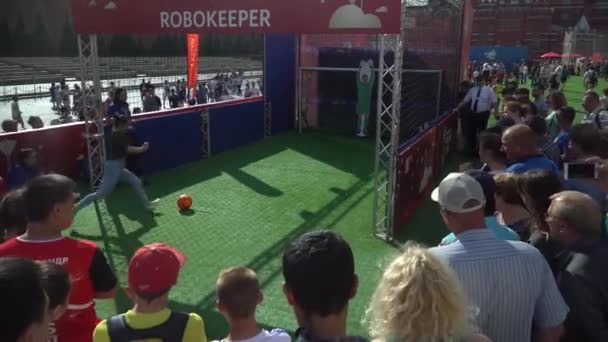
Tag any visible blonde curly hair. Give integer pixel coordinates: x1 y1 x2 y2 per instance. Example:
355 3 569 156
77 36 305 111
364 244 470 342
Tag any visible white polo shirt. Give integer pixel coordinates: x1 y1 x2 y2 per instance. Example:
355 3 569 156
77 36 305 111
463 86 498 113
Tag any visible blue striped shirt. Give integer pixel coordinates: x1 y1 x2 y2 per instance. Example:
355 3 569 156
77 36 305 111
430 229 569 342
440 216 520 245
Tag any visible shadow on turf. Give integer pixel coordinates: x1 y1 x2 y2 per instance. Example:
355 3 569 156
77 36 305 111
167 177 374 338
142 131 374 200
93 173 376 338
81 176 367 338
82 131 378 338
225 168 283 197
179 208 196 216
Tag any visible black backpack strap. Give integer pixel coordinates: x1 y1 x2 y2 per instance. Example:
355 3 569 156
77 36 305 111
106 314 128 342
163 311 190 342
471 86 483 113
106 311 190 342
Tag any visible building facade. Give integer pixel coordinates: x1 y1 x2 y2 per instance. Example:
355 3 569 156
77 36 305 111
472 0 608 58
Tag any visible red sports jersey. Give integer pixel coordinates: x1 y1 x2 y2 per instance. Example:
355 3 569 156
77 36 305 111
0 237 100 342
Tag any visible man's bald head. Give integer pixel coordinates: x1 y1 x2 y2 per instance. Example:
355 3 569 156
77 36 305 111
548 191 603 239
504 124 536 142
501 124 539 160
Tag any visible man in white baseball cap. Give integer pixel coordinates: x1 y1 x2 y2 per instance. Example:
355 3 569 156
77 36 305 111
429 172 568 342
433 171 519 246
431 172 486 215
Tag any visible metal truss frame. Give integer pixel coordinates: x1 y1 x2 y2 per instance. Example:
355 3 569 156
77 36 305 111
78 34 105 189
201 109 211 158
263 33 272 139
372 2 407 241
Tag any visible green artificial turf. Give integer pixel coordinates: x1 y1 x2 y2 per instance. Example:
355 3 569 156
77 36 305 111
71 131 429 339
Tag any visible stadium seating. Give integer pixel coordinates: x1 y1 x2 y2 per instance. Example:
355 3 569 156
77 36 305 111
0 56 263 100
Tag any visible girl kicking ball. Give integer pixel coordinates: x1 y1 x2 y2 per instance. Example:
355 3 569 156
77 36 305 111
77 115 159 212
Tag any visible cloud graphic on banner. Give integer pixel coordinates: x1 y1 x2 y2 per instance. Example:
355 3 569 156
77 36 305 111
104 1 117 10
329 3 382 29
375 6 388 13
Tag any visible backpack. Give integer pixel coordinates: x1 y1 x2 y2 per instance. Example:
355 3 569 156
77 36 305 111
106 311 189 342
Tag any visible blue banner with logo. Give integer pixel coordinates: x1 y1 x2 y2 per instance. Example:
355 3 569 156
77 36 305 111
470 45 529 71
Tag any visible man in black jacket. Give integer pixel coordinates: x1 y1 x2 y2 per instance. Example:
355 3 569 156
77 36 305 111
546 191 608 342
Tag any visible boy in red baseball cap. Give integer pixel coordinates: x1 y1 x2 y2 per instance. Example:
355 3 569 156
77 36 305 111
93 243 207 342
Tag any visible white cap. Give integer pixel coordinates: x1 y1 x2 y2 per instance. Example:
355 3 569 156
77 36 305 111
431 173 486 214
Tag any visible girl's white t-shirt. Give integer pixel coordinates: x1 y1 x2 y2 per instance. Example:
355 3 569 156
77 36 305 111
213 329 291 342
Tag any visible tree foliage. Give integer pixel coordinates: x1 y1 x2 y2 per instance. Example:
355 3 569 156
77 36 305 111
3 13 265 58
134 37 146 56
0 17 12 55
11 13 27 55
29 14 51 56
110 34 137 56
59 17 77 56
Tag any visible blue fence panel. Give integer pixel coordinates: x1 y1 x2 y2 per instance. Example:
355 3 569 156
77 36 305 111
470 45 529 71
210 100 265 155
265 33 296 135
135 111 203 174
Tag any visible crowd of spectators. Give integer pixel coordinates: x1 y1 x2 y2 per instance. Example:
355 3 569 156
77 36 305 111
0 61 607 341
5 106 608 341
446 67 608 341
469 59 608 93
1 73 264 134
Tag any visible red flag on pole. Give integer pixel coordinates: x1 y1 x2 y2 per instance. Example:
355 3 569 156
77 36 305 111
187 33 199 90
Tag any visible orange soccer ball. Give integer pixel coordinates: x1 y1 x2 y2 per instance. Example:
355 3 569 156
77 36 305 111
177 194 193 211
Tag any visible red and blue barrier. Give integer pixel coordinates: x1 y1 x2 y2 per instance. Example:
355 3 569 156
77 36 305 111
133 108 206 175
0 123 86 181
264 33 296 134
132 97 265 174
0 97 268 184
393 110 458 229
208 99 265 154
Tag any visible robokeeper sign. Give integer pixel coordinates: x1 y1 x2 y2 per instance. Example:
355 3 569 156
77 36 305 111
72 0 401 34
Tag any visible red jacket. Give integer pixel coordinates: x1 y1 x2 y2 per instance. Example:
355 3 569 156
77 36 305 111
0 237 101 342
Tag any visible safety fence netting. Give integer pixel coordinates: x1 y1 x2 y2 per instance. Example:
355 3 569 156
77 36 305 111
399 1 463 142
0 32 264 127
300 67 441 142
298 0 463 143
